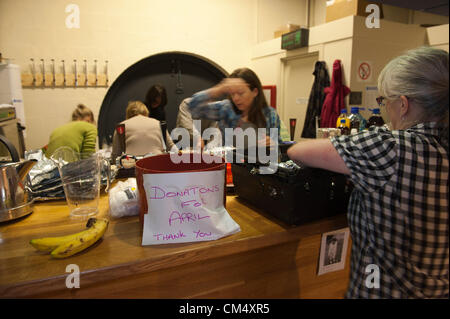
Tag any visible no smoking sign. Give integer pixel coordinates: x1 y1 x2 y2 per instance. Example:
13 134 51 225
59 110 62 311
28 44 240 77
357 61 372 82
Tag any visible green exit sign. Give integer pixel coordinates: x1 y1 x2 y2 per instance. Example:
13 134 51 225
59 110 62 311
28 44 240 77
281 28 309 50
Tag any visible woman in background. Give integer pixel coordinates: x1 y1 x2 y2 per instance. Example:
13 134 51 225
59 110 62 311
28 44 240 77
111 101 175 159
45 104 97 157
187 67 282 146
288 46 449 298
144 84 167 122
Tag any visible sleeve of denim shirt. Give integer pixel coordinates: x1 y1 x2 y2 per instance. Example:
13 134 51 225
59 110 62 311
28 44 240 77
187 90 235 124
265 106 282 143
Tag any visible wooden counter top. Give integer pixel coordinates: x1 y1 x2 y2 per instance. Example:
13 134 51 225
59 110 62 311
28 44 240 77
0 188 350 298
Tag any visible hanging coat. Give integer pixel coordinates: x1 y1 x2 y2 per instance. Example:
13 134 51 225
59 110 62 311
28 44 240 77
320 59 350 128
301 61 330 138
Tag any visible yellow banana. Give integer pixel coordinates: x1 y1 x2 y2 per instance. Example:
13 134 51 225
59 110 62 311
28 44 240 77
30 218 109 258
30 230 90 252
50 218 109 259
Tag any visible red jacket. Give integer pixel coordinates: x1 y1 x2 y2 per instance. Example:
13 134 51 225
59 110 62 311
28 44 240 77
320 60 350 128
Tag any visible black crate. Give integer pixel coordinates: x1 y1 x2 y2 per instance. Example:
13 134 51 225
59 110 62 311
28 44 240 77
231 162 352 225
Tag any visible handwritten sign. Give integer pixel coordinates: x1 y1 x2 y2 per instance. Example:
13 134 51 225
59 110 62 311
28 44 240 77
141 170 240 245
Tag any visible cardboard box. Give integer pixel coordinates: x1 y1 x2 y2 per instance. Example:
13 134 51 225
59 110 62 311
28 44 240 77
326 0 383 23
274 23 300 38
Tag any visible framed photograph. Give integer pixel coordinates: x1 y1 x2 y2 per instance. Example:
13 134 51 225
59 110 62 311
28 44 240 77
317 227 350 276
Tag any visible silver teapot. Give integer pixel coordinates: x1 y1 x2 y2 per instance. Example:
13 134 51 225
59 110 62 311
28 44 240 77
0 135 37 222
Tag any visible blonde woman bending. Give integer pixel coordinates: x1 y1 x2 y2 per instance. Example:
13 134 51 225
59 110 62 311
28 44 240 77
45 104 97 157
111 101 175 159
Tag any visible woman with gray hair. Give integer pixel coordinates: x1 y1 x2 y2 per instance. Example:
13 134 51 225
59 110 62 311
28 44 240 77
288 46 448 298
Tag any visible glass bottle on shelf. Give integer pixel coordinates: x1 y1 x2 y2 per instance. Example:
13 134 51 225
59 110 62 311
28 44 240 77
336 108 350 129
348 107 367 132
338 119 350 136
367 108 385 127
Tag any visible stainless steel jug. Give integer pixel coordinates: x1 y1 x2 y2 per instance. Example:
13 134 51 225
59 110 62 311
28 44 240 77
0 135 37 222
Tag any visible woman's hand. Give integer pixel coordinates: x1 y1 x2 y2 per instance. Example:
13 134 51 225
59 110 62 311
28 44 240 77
209 78 248 98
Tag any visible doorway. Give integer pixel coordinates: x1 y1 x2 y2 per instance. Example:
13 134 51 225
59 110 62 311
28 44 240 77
282 53 319 141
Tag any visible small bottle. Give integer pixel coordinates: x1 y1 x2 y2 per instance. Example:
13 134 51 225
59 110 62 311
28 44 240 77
367 108 385 127
348 107 367 132
336 109 350 129
338 119 350 136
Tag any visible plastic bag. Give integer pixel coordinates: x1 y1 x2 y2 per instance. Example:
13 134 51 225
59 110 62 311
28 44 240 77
109 178 140 218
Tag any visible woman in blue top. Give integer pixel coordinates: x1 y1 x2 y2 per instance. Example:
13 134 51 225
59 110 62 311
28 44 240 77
187 68 282 146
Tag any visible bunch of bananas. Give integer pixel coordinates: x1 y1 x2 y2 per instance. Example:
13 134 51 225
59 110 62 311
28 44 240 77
30 218 109 258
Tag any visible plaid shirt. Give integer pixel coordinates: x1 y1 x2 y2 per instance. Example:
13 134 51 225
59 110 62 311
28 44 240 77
187 90 282 143
331 123 449 298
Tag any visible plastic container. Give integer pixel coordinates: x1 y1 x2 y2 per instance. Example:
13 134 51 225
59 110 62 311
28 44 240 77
367 108 385 127
335 109 350 129
348 107 367 132
338 119 350 136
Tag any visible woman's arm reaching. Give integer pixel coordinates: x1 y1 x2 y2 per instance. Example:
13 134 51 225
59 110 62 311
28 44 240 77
287 138 350 175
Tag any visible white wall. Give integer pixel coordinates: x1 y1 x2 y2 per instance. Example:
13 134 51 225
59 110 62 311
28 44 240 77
251 14 448 132
350 16 428 121
427 24 449 52
257 0 308 42
311 0 327 27
251 16 354 129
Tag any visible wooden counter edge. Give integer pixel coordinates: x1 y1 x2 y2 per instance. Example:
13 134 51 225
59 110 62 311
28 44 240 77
0 214 347 298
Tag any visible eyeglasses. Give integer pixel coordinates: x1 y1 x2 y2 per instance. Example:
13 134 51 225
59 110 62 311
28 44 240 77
376 95 409 107
376 96 385 107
